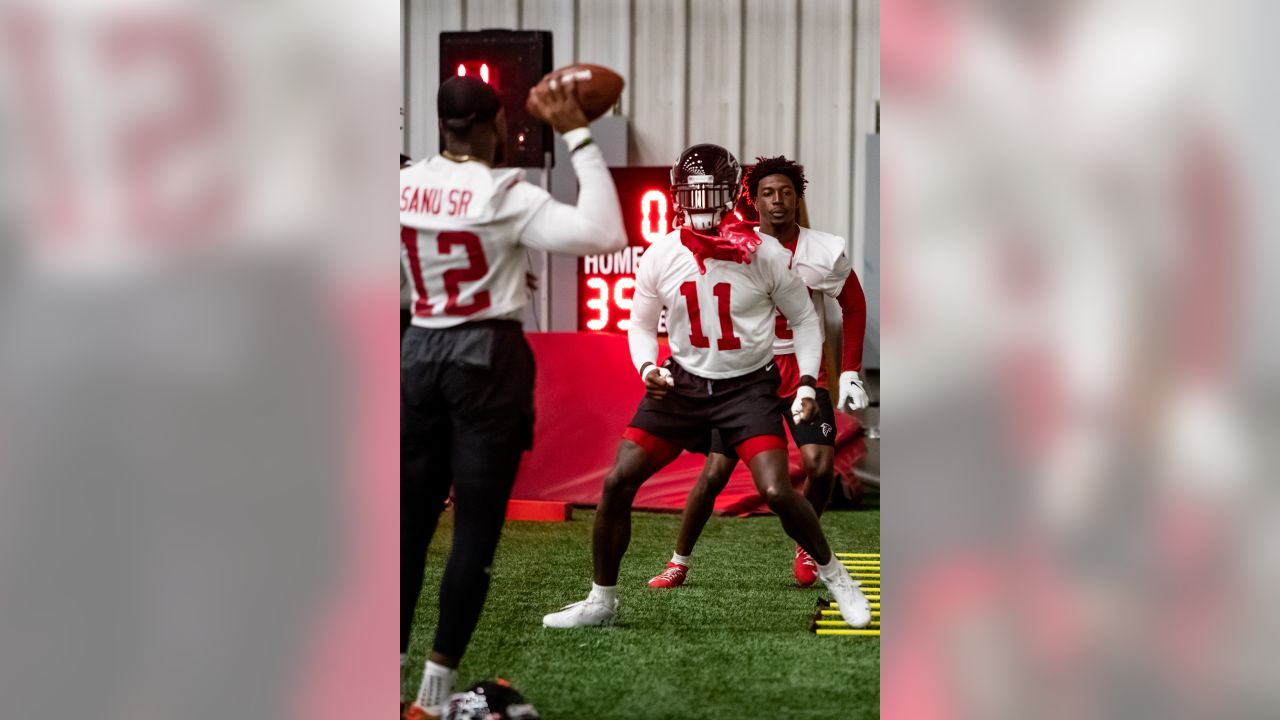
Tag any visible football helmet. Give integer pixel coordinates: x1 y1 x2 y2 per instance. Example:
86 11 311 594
443 681 539 720
671 144 742 231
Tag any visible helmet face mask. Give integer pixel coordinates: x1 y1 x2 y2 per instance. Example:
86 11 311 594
671 145 742 231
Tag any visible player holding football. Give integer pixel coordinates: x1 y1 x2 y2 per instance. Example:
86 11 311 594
648 156 870 591
400 75 626 719
542 144 871 631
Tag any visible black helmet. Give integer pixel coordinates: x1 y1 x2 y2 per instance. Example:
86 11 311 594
443 680 539 720
671 144 742 231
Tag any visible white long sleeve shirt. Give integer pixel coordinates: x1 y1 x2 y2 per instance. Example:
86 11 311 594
400 128 626 328
629 231 823 380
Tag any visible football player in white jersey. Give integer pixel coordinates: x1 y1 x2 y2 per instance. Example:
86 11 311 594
648 156 872 591
542 145 871 631
400 75 626 719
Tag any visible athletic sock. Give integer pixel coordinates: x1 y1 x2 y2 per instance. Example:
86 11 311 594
671 553 691 567
815 555 846 583
415 660 457 712
588 583 617 605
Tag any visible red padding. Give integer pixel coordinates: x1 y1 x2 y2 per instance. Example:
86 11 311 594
621 426 683 465
511 334 866 515
505 499 572 522
735 434 787 464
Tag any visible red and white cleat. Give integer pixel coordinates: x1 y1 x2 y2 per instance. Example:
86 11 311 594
647 561 688 588
402 703 440 720
793 545 818 587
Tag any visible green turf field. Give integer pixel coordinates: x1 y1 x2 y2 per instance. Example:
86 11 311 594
404 508 880 719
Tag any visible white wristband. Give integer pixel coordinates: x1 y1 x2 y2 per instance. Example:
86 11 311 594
562 126 592 148
795 385 817 402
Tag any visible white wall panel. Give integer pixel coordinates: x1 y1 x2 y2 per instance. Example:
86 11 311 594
798 0 855 245
631 0 688 166
687 0 742 155
521 0 576 69
464 0 519 30
742 0 799 162
402 0 875 247
403 0 464 160
576 0 632 113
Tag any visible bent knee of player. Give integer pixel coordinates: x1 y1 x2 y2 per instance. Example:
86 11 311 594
602 467 644 500
804 454 834 484
696 460 734 494
759 482 794 508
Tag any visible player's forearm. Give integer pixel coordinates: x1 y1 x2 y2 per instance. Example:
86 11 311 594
519 129 626 255
628 326 659 377
562 128 627 252
789 313 823 380
627 292 662 376
837 272 866 373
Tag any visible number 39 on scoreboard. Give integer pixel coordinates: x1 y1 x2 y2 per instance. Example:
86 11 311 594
578 167 674 333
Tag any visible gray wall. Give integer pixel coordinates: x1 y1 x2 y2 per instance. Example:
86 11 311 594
402 0 878 269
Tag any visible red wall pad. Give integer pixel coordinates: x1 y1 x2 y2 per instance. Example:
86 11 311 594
511 334 866 515
505 500 572 522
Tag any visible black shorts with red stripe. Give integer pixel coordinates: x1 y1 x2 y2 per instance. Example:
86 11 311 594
625 358 786 462
708 387 837 458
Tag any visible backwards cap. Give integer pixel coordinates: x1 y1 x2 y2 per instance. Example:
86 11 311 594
437 75 501 132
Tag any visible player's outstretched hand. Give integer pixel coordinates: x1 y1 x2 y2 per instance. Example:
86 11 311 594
837 371 869 412
644 366 675 400
791 386 818 424
527 77 590 135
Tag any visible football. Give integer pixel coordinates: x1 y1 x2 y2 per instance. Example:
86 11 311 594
526 63 625 123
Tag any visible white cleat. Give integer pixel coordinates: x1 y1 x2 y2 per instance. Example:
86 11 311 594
822 564 872 628
542 597 619 628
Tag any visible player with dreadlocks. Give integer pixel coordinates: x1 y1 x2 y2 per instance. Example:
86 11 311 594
646 155 872 591
542 145 871 631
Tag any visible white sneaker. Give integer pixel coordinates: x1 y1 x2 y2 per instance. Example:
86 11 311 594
542 596 618 628
821 564 872 628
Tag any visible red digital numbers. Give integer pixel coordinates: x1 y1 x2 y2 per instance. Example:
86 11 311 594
640 190 667 245
580 168 673 333
456 62 495 86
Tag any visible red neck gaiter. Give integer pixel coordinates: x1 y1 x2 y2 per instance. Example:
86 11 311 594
679 214 763 274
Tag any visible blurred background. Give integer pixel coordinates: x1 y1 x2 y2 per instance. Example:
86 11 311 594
881 0 1280 718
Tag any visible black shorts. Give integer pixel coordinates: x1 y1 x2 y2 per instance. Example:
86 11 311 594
627 359 785 454
401 320 536 461
709 388 837 458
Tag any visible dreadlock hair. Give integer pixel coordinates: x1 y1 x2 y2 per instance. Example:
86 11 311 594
744 155 807 200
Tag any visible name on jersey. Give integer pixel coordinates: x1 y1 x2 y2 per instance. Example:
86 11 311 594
401 186 473 216
583 245 645 275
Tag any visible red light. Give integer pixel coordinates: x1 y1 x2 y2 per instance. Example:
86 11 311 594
480 63 490 84
457 64 466 77
640 189 668 244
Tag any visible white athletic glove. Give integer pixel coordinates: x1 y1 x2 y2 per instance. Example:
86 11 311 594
791 385 817 424
837 371 869 412
649 366 674 386
640 362 675 398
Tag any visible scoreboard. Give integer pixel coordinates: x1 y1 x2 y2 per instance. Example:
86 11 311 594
577 167 672 333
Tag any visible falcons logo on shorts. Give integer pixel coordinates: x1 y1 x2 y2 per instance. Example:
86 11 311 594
820 423 834 437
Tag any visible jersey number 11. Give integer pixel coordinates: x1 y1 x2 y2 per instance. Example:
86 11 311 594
679 281 742 351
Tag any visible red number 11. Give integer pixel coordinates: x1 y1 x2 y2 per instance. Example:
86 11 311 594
679 281 742 350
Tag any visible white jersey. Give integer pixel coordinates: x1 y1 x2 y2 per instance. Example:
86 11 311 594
399 130 626 329
772 226 853 356
631 229 821 379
